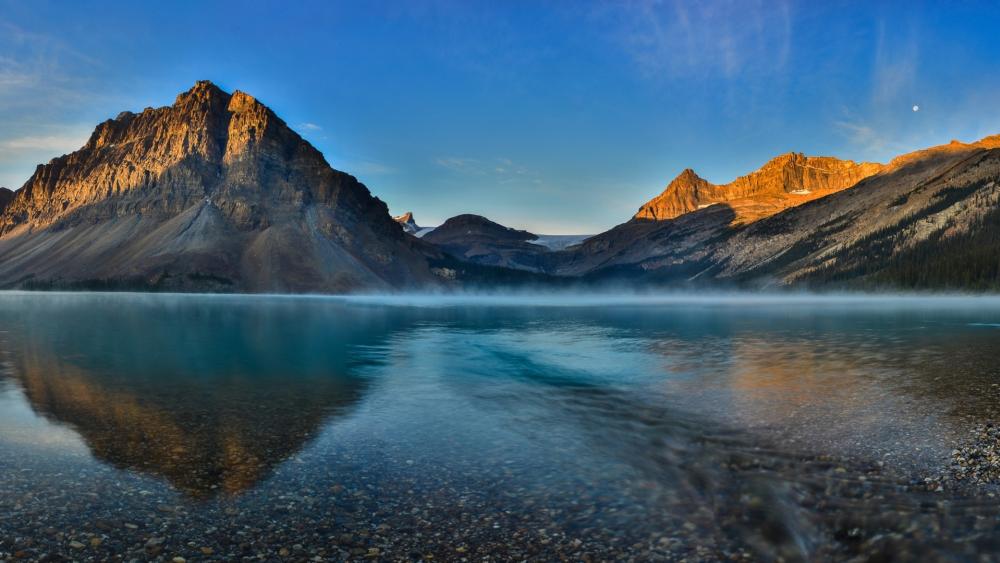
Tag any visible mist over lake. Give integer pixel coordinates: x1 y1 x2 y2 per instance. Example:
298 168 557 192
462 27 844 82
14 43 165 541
4 292 1000 559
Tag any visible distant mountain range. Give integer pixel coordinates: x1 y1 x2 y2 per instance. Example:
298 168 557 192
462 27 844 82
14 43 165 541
435 136 1000 289
392 212 591 270
2 81 999 292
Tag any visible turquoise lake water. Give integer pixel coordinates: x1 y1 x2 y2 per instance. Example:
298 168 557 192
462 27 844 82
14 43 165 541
4 292 1000 560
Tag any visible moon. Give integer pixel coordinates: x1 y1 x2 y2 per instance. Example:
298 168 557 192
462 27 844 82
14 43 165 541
912 105 920 112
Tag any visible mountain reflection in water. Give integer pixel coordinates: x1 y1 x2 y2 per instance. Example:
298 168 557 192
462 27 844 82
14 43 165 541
1 294 379 498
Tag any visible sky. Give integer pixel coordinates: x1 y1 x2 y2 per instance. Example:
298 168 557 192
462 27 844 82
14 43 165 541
2 1 1000 234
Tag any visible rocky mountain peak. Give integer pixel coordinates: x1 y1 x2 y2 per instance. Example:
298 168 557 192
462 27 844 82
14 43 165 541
1 80 312 236
773 151 802 162
393 211 421 234
229 90 265 113
394 211 415 224
175 79 227 104
633 168 711 221
671 168 709 187
634 152 883 224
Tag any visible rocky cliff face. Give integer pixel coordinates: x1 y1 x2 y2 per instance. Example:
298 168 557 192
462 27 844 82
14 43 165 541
634 153 883 224
0 188 13 215
0 81 443 292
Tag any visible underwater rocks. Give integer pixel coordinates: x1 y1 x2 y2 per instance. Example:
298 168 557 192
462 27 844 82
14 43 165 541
945 423 1000 485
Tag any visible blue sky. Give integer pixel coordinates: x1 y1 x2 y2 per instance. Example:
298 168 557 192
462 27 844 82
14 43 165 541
2 1 1000 233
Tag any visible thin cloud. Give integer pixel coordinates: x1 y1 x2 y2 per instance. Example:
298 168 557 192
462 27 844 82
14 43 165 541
434 156 482 172
0 133 89 153
832 17 922 161
0 22 101 103
871 19 919 107
597 0 794 81
834 120 891 155
435 157 532 182
0 126 92 188
298 122 323 131
350 160 395 175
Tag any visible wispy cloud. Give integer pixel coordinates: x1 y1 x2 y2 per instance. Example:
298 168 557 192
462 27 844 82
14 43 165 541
298 122 323 131
834 119 893 156
834 17 923 160
597 0 794 81
349 160 395 176
434 156 481 172
0 133 89 153
0 22 105 111
0 20 111 189
871 19 919 107
0 126 93 188
435 156 538 185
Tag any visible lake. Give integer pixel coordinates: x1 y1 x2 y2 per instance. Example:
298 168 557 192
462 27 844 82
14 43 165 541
3 292 1000 560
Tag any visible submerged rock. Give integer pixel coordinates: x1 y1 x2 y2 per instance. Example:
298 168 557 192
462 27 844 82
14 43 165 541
945 423 1000 484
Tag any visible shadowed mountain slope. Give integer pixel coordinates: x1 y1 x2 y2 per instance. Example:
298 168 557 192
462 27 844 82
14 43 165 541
0 188 13 215
422 214 552 271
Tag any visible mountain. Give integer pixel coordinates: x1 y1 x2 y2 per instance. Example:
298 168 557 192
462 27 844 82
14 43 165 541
422 214 550 270
704 136 1000 289
634 153 883 225
394 211 421 234
0 81 445 292
417 213 593 270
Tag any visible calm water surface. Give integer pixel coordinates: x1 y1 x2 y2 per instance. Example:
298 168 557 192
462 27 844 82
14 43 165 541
4 292 1000 561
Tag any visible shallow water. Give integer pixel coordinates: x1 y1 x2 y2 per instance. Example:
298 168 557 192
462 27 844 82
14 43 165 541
4 292 1000 560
